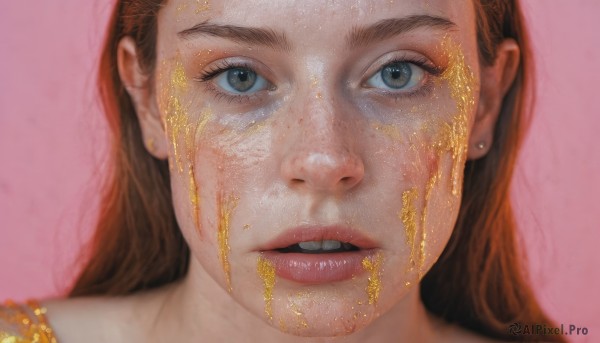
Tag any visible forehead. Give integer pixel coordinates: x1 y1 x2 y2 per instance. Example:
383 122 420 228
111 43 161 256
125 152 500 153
158 0 476 48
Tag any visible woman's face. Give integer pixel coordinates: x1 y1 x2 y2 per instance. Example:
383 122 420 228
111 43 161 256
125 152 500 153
146 0 481 336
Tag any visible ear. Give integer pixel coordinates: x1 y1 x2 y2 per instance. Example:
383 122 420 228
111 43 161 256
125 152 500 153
117 36 169 159
468 39 520 160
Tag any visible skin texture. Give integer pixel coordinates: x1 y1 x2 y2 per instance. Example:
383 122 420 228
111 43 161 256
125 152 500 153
42 0 520 342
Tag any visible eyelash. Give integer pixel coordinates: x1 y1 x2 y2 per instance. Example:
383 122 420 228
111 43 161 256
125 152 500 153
369 56 444 100
194 61 264 104
194 57 445 103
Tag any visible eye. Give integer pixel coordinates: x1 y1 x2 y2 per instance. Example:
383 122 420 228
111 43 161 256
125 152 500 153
214 67 269 94
366 61 426 91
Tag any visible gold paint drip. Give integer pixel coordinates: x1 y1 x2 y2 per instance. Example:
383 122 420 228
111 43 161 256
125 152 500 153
161 60 191 173
419 170 439 276
361 252 383 305
189 166 200 229
413 37 476 276
161 58 213 235
257 256 276 320
217 192 237 292
437 36 477 196
400 188 418 269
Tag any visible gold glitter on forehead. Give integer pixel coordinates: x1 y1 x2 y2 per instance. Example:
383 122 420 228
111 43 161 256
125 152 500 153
361 252 383 305
257 256 276 320
177 0 210 15
400 188 418 270
217 192 238 292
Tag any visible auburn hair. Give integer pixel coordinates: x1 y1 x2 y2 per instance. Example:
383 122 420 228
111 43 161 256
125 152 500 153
69 1 564 341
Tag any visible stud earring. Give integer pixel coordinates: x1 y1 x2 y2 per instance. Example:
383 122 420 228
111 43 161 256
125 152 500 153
146 138 156 153
476 141 486 150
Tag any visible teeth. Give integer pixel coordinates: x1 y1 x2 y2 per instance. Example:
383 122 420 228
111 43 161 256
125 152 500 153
298 241 323 250
297 240 343 251
322 240 342 250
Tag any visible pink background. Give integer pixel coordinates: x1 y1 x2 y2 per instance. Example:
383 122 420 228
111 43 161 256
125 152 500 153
1 1 598 342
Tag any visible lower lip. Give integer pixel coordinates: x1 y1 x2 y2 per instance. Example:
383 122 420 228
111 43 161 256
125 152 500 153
260 250 377 284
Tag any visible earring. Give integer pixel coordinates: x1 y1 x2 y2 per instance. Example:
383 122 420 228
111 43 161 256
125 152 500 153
476 141 486 150
146 138 156 153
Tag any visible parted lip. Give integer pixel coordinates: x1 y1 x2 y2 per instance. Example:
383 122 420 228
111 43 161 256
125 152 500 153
257 224 379 251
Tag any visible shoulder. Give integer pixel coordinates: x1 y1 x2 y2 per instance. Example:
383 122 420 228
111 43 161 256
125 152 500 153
39 288 172 343
41 296 136 343
1 299 57 343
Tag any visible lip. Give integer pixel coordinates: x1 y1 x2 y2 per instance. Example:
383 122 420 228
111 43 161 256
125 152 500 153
258 225 380 284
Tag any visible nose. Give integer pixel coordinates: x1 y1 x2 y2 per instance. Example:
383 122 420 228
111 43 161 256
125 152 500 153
280 93 365 194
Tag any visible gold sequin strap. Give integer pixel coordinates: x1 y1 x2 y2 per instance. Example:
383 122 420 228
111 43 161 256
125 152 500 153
0 299 58 343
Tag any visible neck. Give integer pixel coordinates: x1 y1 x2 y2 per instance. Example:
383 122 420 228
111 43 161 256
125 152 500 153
147 259 440 342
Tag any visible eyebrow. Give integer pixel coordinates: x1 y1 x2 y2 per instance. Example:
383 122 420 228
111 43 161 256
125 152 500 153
178 21 292 52
177 14 455 52
346 15 456 49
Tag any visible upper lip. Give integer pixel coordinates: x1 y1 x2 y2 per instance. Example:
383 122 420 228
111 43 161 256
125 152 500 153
258 224 379 251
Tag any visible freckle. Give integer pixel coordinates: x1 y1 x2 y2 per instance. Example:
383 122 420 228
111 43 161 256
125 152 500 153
243 224 251 230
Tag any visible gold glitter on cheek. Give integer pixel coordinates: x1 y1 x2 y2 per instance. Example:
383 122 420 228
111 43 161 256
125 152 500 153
257 255 276 320
412 37 476 275
371 122 404 142
400 188 418 270
436 36 477 196
189 167 200 228
361 252 383 305
160 59 212 235
416 163 442 277
217 192 238 292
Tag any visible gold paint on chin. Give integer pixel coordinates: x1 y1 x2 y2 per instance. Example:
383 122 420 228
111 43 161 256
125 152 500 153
288 300 309 330
361 252 383 305
217 192 238 292
257 256 276 321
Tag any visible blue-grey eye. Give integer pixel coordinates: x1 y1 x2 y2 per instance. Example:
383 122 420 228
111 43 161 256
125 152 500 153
215 67 268 94
366 62 425 91
381 63 411 88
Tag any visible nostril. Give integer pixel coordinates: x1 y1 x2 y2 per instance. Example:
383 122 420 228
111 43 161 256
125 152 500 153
340 176 351 182
291 178 304 184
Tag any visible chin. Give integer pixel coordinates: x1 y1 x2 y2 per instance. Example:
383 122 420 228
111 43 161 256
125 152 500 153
266 284 383 338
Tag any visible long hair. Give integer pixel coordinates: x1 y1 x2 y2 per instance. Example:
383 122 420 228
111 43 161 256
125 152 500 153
69 1 564 341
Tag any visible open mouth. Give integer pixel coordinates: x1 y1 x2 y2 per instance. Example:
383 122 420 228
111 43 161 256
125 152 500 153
259 225 378 284
276 240 360 254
